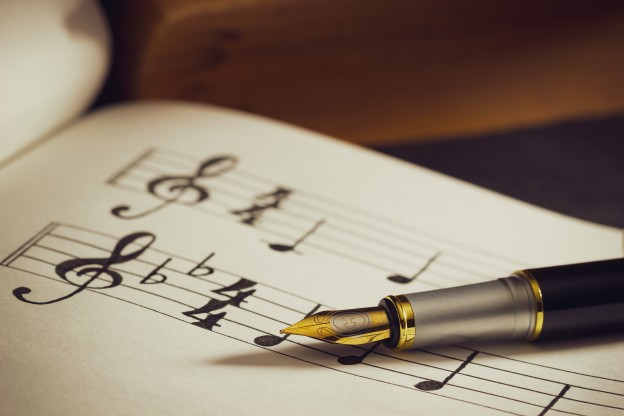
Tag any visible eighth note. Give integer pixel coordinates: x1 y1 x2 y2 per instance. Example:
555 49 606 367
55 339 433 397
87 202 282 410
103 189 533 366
387 252 441 284
414 350 479 391
254 304 321 347
267 219 325 253
111 155 237 219
13 232 155 305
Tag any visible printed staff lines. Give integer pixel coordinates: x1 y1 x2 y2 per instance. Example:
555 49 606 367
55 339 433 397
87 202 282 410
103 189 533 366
25 252 290 327
369 349 624 404
31 243 300 322
119 167 444 264
7 261 295 346
425 347 624 391
12 248 313 345
4 223 622 416
233 166 525 267
366 360 585 416
144 147 518 266
39 231 322 316
109 147 520 272
454 346 624 384
210 168 515 275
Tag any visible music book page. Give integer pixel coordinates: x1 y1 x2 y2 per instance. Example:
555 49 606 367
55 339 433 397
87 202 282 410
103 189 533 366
0 102 622 416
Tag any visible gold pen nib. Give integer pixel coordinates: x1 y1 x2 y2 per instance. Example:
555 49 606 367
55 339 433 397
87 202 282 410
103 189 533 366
280 306 391 345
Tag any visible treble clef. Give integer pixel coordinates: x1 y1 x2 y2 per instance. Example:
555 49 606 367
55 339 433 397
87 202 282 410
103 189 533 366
12 232 155 305
112 155 238 219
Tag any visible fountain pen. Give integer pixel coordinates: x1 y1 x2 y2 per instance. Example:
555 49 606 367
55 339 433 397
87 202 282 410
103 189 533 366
281 258 624 350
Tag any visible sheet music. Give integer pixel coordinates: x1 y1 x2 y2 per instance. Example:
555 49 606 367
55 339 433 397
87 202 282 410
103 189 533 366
0 102 622 416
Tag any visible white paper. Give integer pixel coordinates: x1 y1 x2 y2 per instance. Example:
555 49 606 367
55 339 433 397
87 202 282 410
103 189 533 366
0 102 622 416
0 0 110 165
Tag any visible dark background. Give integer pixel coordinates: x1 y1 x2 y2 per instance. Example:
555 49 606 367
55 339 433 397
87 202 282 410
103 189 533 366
378 116 624 228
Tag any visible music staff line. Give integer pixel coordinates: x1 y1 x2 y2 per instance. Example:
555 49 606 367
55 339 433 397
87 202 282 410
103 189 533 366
145 146 526 268
33 223 328 308
116 166 460 273
231 163 527 267
110 147 520 274
4 224 621 416
31 243 304 323
6 259 617 416
0 222 58 268
106 147 156 187
14 254 304 338
133 154 510 275
130 159 454 271
32 232 324 317
9 230 323 342
362 360 586 415
452 345 624 384
375 348 623 400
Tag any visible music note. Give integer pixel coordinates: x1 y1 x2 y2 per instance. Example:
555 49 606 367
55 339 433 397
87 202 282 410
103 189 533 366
111 155 237 219
414 350 479 391
13 232 155 305
387 252 441 284
337 342 382 365
254 304 321 346
268 219 325 253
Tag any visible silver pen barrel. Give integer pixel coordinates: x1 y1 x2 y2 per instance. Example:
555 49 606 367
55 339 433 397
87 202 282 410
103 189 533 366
380 274 539 350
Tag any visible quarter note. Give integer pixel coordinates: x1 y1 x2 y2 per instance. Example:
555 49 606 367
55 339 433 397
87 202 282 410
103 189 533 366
268 219 325 253
254 304 321 346
13 232 155 305
387 252 441 284
253 333 291 347
337 342 382 365
414 350 479 391
111 155 237 219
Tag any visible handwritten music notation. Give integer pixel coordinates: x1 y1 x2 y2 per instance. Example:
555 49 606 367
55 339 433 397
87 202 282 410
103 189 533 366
2 223 622 416
106 148 524 288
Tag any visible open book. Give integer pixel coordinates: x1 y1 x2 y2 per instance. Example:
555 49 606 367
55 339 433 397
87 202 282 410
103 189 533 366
1 3 622 416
